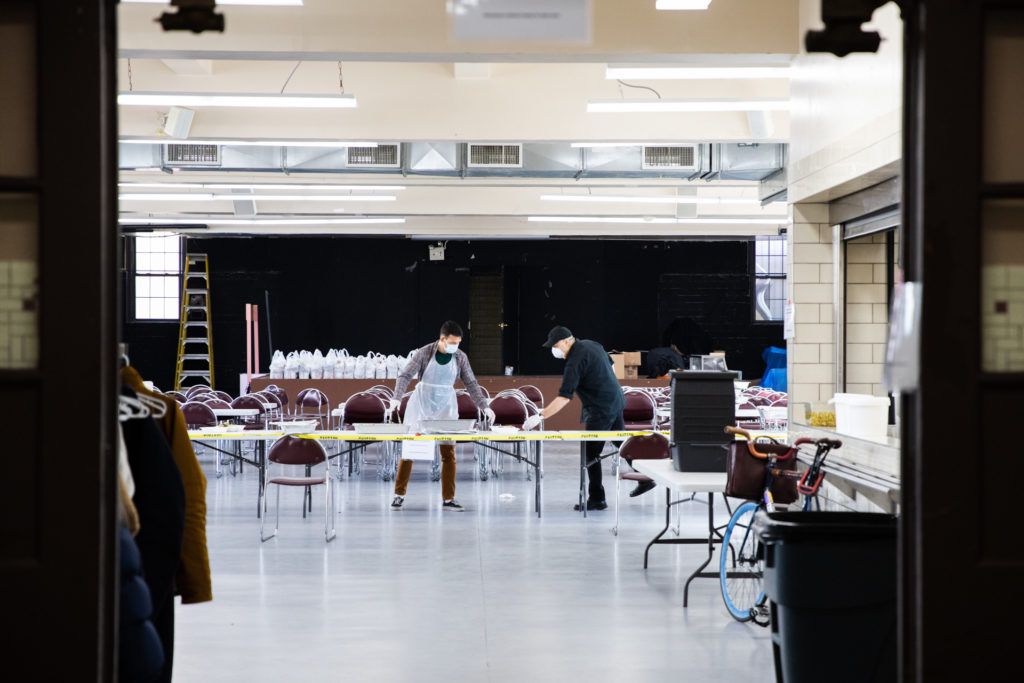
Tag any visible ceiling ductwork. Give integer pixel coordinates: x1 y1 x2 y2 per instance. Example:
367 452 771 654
120 141 787 189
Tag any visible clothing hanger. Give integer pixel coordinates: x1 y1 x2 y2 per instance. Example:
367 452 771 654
136 393 167 419
119 395 151 422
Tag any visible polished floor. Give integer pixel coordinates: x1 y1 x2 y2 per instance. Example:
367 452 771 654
175 442 774 682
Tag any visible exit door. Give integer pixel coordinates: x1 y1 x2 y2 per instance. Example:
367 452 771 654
468 271 504 375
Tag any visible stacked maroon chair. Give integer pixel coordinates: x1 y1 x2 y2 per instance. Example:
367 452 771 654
264 385 289 413
518 385 545 408
260 436 335 543
341 392 391 479
231 394 268 430
211 390 233 403
181 401 217 429
165 390 187 404
483 395 531 480
201 397 231 410
185 385 212 400
613 432 670 535
622 390 658 431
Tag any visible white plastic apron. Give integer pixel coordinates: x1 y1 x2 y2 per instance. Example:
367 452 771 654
403 350 458 433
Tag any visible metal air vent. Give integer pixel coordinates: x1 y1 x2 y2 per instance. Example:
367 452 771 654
468 144 523 168
347 144 400 167
642 145 696 170
165 144 220 166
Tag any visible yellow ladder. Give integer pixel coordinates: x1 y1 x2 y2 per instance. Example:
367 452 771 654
174 253 215 391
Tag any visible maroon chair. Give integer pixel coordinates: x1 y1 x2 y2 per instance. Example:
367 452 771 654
211 390 233 403
341 392 387 428
294 388 330 427
185 385 212 399
189 392 217 404
264 384 289 411
254 391 284 420
181 401 217 429
201 397 232 410
165 390 187 403
489 395 529 428
231 394 268 429
613 432 670 535
260 436 335 543
341 392 391 479
622 390 657 430
456 391 480 422
518 384 545 408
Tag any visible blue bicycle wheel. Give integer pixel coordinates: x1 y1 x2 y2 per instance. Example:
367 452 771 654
720 501 766 622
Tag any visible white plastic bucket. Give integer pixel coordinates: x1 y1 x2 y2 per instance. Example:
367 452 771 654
828 393 890 442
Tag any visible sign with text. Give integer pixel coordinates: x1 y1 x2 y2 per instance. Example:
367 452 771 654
449 0 592 43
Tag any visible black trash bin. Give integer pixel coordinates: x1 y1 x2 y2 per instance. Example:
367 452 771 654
755 511 897 683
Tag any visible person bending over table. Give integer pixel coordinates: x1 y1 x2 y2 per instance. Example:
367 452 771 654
390 320 495 512
523 326 625 511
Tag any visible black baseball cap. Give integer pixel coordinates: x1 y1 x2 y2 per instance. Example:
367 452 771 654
542 325 573 348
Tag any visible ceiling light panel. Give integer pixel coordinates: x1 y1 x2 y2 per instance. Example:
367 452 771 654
539 194 758 205
124 0 303 6
119 194 397 202
605 66 789 80
655 0 712 9
118 92 357 109
119 217 405 226
120 138 376 148
528 216 785 225
119 183 406 191
587 99 789 113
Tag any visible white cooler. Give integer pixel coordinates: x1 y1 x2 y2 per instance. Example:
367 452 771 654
828 393 891 442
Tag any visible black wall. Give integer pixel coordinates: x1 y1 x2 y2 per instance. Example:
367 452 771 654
123 237 783 392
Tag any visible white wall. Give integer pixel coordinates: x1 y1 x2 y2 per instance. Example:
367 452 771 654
787 0 902 202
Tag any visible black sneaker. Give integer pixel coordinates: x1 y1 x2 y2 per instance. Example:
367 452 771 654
442 499 465 512
629 480 657 498
391 495 405 509
573 499 608 511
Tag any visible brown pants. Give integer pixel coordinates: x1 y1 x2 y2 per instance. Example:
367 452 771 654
395 443 456 500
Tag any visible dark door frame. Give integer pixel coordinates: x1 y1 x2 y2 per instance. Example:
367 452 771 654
0 0 119 678
900 0 1024 679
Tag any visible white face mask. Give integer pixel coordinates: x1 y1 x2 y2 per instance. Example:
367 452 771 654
551 346 565 359
444 342 459 354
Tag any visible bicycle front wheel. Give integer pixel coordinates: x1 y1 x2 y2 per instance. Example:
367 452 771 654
720 501 766 622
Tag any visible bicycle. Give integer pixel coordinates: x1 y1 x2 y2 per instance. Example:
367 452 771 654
718 426 842 625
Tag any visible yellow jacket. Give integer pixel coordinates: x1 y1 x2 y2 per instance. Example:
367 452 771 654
122 366 213 604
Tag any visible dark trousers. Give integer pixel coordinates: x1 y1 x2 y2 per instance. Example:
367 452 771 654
584 414 624 502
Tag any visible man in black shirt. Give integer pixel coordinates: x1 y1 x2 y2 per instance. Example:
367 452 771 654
523 325 625 510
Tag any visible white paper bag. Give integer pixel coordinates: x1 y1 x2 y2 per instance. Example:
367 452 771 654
401 440 435 461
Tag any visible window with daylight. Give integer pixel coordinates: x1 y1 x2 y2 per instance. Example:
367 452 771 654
132 234 182 321
753 236 787 322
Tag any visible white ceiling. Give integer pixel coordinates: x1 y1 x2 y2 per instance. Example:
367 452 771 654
117 0 798 237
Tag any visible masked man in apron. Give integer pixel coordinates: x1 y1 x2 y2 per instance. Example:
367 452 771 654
390 321 494 511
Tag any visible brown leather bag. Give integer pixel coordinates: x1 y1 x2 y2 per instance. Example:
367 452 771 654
724 440 799 504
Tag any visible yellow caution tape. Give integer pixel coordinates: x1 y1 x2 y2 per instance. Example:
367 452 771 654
188 430 787 443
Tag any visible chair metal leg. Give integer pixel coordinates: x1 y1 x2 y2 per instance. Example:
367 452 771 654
612 453 620 536
325 476 336 542
259 482 277 542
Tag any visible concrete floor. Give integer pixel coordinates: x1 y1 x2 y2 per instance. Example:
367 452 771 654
175 442 774 682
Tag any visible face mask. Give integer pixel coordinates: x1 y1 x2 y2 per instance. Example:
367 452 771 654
445 342 459 354
551 346 565 359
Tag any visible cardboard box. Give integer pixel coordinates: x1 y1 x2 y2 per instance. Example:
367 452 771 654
624 366 639 380
609 353 625 379
623 351 641 367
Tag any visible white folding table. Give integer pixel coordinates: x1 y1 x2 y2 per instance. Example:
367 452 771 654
632 459 728 607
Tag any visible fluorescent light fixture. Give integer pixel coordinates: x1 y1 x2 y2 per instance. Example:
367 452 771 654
119 194 397 202
527 216 785 225
119 217 405 226
587 99 789 113
120 138 375 148
571 142 682 148
539 194 758 205
124 0 303 6
119 183 406 191
605 66 789 80
656 0 712 9
118 92 357 109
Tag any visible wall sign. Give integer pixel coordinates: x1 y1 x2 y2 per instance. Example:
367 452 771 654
449 0 592 42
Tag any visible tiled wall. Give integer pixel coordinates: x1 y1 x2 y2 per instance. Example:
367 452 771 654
845 233 891 396
0 260 38 369
982 264 1024 372
788 202 836 407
